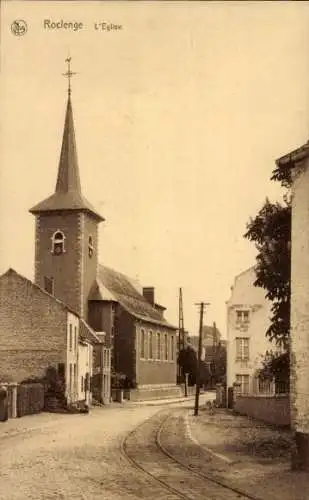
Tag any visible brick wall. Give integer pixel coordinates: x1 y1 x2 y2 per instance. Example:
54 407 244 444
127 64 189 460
81 213 99 320
35 212 82 315
88 300 177 388
0 270 67 383
114 308 136 384
135 322 177 387
34 211 99 319
89 301 113 344
234 395 290 427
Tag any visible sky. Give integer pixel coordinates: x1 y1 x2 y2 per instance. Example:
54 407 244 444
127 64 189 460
1 1 309 338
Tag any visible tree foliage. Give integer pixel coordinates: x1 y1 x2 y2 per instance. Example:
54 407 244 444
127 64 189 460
259 350 290 390
178 345 211 386
244 162 292 378
244 197 291 348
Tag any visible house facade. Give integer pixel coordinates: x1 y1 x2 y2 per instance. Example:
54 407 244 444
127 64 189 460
276 141 309 469
0 269 99 407
226 267 274 395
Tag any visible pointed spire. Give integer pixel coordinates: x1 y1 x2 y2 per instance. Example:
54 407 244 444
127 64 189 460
55 95 81 193
29 58 104 222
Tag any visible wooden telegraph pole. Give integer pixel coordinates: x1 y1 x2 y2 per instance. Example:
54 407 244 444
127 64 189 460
177 288 185 383
194 301 210 416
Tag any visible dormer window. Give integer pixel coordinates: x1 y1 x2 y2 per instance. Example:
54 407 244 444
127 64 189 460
88 236 94 258
51 230 65 255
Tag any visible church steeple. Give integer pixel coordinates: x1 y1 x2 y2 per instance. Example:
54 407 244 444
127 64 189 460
55 95 81 194
56 57 81 194
30 58 104 318
30 59 104 222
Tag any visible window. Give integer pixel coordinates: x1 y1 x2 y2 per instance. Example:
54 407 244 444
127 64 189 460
57 363 65 379
51 230 65 255
69 363 73 392
236 310 249 323
88 235 94 258
157 332 161 360
140 329 146 359
236 337 249 361
149 331 153 359
74 363 77 391
236 374 250 394
44 276 54 295
164 334 168 361
74 326 78 351
81 376 84 393
171 336 174 361
69 324 73 351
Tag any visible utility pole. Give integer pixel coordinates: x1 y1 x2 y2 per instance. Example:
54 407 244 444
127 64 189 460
212 321 217 387
178 287 184 383
194 302 210 416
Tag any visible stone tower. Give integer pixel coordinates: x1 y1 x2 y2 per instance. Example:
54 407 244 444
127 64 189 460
29 83 104 320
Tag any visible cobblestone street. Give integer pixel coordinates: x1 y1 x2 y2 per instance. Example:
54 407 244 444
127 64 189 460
0 405 162 500
1 398 308 500
0 396 216 500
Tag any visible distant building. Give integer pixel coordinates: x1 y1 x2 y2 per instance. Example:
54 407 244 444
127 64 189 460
188 324 226 362
226 267 274 395
187 325 226 387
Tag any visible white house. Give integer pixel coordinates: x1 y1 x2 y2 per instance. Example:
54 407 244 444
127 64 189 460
226 266 274 395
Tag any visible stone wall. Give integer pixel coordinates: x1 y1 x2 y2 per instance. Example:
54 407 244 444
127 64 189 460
0 270 67 383
234 394 290 427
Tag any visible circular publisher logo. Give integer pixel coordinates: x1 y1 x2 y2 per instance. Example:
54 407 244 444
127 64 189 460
11 20 27 36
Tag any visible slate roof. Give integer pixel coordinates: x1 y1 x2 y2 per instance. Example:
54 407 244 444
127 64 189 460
89 265 177 330
276 140 309 166
80 319 102 345
29 96 104 222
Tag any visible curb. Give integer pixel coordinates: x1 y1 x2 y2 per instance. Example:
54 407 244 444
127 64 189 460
184 411 236 464
123 395 196 407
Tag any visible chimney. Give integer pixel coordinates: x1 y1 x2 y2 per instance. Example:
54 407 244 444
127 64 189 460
143 287 155 306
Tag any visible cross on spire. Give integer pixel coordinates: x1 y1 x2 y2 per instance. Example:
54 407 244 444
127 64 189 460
63 56 76 97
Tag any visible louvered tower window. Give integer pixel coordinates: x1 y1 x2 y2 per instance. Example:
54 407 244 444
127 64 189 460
88 235 94 258
51 230 66 255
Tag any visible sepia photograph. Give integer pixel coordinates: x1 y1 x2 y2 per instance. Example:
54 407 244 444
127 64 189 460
0 1 309 498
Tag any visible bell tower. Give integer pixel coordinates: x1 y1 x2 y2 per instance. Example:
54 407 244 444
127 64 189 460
29 58 104 319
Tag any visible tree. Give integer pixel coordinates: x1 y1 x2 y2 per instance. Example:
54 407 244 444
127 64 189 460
244 163 292 378
244 197 291 348
178 345 211 387
205 343 227 387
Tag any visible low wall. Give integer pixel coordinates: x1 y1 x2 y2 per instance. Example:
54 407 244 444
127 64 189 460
123 385 182 402
180 384 196 397
17 383 45 417
234 394 290 427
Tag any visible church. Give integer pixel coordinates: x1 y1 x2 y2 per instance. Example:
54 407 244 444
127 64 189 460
0 60 179 404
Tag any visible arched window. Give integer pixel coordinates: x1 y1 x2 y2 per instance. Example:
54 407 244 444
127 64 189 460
149 331 153 359
51 230 65 255
140 329 146 359
88 235 94 258
171 335 174 361
157 332 161 360
164 334 168 360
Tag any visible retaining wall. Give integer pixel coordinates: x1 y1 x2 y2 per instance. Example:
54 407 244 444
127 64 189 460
234 394 290 427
